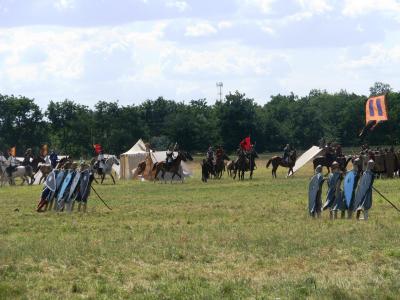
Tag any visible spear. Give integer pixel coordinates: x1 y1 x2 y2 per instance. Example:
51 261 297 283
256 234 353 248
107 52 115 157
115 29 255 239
373 187 400 213
90 185 112 210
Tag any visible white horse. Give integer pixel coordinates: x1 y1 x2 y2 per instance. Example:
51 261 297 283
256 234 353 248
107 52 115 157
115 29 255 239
98 155 120 184
0 155 8 186
0 156 33 185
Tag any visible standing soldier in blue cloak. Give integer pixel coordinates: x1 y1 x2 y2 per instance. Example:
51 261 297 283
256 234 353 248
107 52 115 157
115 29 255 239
308 165 324 218
354 160 375 220
323 161 343 219
343 158 361 218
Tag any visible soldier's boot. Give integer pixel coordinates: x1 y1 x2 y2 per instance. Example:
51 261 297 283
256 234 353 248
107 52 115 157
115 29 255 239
356 210 361 220
333 210 338 219
83 203 87 213
340 211 346 219
364 210 369 220
330 210 334 220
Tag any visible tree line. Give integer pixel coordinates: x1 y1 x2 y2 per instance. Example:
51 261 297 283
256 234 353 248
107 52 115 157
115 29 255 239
1 82 398 157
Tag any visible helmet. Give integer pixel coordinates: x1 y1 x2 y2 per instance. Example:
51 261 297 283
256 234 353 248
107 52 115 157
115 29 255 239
331 161 340 170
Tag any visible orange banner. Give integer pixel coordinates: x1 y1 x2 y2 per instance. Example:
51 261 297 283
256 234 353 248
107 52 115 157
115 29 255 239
366 95 388 124
8 146 16 157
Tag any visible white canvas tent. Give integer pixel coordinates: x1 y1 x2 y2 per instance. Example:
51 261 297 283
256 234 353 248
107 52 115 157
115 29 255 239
288 146 323 176
119 139 192 180
120 139 148 179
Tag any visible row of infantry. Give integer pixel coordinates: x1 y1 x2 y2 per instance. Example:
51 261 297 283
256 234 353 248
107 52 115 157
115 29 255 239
309 158 375 220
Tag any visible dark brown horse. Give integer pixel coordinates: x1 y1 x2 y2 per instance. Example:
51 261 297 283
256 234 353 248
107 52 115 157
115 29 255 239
266 151 297 178
153 151 192 183
233 150 258 180
313 155 352 174
214 153 230 179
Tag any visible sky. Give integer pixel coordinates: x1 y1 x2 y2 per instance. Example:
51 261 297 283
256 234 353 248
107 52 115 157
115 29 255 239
0 0 399 108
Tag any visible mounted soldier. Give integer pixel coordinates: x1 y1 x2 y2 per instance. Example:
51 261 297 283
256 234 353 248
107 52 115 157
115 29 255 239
318 137 326 149
49 150 58 169
283 144 291 163
166 143 177 169
6 148 18 178
22 148 33 166
206 146 215 166
335 144 343 158
215 145 224 161
96 150 106 175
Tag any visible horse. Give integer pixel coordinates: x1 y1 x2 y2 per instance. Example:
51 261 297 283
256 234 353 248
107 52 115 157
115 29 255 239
6 165 34 185
132 153 155 180
313 155 352 174
35 163 53 184
214 153 230 179
266 150 297 178
56 156 73 169
0 155 8 187
27 156 46 184
201 159 215 182
226 160 235 177
96 155 119 184
153 151 192 183
233 150 258 180
0 155 34 185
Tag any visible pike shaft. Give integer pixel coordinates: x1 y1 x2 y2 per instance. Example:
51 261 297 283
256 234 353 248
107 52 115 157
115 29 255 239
91 185 112 210
373 187 400 212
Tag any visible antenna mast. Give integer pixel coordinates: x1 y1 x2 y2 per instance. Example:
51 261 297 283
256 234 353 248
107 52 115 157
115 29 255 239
216 82 223 101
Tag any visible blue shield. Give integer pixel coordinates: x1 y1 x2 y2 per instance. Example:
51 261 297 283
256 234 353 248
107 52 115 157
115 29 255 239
344 171 358 209
354 170 374 210
308 173 323 214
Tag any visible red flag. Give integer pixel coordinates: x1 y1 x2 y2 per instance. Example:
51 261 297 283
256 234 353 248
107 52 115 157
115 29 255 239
240 137 251 151
93 144 102 154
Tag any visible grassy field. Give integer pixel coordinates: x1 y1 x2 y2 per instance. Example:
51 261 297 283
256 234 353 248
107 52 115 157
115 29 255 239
1 158 400 299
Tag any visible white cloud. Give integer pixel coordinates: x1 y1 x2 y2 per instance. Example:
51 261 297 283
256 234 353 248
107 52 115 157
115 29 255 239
54 0 75 11
340 44 400 69
296 0 333 14
342 0 400 17
162 45 289 78
218 21 233 30
240 0 276 14
165 1 188 12
185 22 217 37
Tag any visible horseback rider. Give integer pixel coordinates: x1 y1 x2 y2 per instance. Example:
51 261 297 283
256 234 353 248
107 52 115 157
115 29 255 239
283 144 291 163
96 150 106 175
22 148 33 166
335 144 343 158
215 145 224 160
49 150 58 169
166 143 177 168
6 149 18 177
325 142 335 162
318 137 326 149
206 146 215 165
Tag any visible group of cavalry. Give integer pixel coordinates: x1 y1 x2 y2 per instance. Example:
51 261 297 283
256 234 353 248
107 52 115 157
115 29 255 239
2 140 400 187
0 148 120 186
